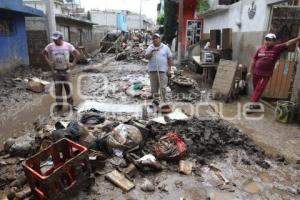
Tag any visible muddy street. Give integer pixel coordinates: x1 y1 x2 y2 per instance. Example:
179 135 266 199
0 53 299 200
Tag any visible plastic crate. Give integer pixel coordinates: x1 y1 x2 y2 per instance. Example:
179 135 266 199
23 139 91 200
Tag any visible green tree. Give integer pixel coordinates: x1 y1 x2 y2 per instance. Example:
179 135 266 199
197 0 210 14
157 14 165 25
164 0 177 45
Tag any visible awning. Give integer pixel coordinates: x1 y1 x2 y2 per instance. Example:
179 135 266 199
0 1 44 17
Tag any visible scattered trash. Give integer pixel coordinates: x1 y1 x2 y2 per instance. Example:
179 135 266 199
175 180 183 188
80 113 105 126
151 116 167 125
136 154 162 171
123 163 138 178
179 160 194 175
168 108 189 121
106 124 143 154
115 52 127 61
52 121 87 142
140 178 155 192
89 150 108 171
26 77 49 93
159 104 172 114
171 76 195 87
125 86 143 97
5 133 35 157
7 186 31 200
105 170 135 192
132 81 143 90
155 132 187 161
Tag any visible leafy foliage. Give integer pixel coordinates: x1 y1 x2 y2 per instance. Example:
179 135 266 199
164 0 177 45
197 0 210 14
157 14 165 25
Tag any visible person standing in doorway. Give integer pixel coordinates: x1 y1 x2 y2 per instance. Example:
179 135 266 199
144 33 173 101
42 31 80 112
247 33 300 111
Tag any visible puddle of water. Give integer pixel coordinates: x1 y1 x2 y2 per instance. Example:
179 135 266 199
78 100 144 114
0 94 53 148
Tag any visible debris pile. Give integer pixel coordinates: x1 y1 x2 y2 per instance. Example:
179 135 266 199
115 43 145 61
147 117 268 167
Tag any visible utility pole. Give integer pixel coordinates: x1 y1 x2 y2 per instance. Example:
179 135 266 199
46 0 56 42
139 0 142 31
177 0 183 67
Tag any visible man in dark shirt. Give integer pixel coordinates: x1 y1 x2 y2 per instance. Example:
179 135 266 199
248 33 300 110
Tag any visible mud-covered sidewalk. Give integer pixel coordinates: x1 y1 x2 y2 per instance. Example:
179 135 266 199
0 53 300 200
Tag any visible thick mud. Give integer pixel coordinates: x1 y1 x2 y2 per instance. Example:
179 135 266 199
0 54 299 200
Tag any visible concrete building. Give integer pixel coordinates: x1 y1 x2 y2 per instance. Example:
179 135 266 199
24 0 106 68
202 0 300 121
0 0 43 74
175 0 203 55
90 10 154 31
202 0 292 64
91 10 127 31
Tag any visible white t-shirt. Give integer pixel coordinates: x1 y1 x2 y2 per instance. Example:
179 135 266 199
145 43 172 72
44 42 75 70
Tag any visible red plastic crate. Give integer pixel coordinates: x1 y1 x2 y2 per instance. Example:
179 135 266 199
23 139 91 200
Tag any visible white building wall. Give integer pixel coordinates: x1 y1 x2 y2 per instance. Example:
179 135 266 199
91 11 117 27
24 0 63 14
203 0 276 34
127 14 140 30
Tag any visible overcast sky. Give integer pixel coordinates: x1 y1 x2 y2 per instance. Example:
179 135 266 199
80 0 160 21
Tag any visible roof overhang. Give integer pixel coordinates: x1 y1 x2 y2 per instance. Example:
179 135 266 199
201 5 229 17
55 14 98 25
0 1 44 16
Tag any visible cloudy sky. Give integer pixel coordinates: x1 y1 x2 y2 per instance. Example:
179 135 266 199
80 0 160 21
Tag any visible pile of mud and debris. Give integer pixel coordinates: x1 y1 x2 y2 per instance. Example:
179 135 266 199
115 42 146 62
0 106 286 200
146 117 270 169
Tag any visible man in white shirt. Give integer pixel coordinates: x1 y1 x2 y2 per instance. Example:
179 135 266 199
144 33 173 100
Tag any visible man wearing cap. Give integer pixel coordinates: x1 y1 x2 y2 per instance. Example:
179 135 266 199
247 33 300 110
42 31 80 112
144 33 173 100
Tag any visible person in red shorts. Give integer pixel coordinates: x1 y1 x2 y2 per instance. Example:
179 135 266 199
247 33 300 111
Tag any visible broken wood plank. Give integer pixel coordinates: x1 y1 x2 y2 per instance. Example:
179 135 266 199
212 59 238 98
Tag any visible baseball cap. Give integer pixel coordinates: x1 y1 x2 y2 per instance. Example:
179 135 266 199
152 33 160 39
51 31 64 40
265 33 276 40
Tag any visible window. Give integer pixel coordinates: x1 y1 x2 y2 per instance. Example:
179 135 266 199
61 26 70 42
186 20 202 49
0 19 14 34
219 0 240 5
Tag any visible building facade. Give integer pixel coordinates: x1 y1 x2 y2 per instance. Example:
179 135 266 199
176 0 203 55
0 0 43 74
202 0 292 65
91 10 153 31
202 0 300 120
24 0 105 68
